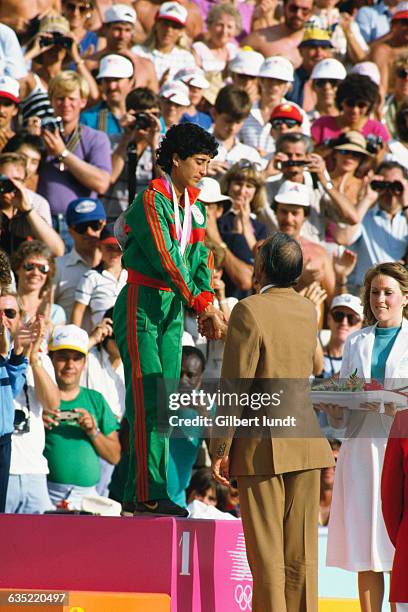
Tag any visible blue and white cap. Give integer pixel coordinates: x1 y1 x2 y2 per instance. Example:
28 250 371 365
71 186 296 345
66 197 107 226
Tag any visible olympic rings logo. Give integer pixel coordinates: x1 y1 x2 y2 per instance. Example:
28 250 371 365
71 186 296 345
235 584 252 610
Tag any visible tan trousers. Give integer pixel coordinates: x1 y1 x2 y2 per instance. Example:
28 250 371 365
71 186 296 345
237 469 320 612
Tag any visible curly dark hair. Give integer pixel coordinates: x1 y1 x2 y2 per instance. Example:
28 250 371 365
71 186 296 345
336 74 380 113
156 123 218 175
11 240 56 297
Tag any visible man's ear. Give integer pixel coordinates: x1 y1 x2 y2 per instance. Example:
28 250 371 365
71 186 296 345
79 97 88 110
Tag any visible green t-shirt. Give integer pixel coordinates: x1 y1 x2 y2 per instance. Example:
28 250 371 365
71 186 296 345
44 387 119 487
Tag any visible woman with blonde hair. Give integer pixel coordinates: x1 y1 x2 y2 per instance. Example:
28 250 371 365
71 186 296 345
325 262 408 612
193 4 241 74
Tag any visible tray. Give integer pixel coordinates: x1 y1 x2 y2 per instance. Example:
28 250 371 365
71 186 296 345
310 389 408 411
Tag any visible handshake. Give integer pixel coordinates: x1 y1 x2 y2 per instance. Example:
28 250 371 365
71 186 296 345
197 305 228 341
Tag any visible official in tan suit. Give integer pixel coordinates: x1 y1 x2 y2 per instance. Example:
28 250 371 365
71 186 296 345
210 233 334 612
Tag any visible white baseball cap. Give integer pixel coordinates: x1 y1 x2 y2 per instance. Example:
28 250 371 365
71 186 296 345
157 1 188 26
258 56 294 82
0 76 20 104
104 4 137 24
350 61 381 87
311 58 347 81
274 181 310 206
174 67 210 89
160 81 190 106
97 54 134 79
49 325 89 356
331 294 364 318
228 49 264 78
197 177 232 205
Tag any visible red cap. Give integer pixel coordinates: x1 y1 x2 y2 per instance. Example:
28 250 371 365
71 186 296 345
270 103 303 124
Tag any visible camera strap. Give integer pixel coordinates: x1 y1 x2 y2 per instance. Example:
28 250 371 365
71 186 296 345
97 108 109 133
59 126 82 171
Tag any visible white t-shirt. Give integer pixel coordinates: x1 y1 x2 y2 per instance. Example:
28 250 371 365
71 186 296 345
0 23 27 79
80 347 125 420
74 267 128 327
9 353 55 475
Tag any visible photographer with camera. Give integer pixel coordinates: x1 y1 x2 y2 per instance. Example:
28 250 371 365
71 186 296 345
108 87 163 220
20 14 99 109
333 161 408 295
0 153 64 257
37 71 111 248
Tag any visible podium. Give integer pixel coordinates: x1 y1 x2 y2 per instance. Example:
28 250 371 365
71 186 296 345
0 515 252 611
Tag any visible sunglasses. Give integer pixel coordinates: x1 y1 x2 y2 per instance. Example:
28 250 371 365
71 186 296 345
336 149 364 159
344 99 369 109
65 2 91 13
22 262 50 274
331 310 361 325
271 118 301 128
397 68 408 79
73 220 104 234
314 79 340 88
0 308 17 319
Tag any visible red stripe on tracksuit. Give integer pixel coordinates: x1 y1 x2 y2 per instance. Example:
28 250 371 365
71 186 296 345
143 190 195 307
127 284 148 501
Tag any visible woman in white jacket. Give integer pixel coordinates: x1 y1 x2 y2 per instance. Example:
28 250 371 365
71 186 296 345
326 262 408 612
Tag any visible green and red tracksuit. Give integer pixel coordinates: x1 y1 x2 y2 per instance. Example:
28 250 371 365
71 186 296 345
113 177 214 504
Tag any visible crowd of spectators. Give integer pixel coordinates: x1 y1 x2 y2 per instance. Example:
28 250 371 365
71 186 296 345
0 0 407 520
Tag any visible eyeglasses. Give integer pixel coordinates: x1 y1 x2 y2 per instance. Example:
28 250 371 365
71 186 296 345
271 118 301 129
331 310 361 325
344 99 369 109
396 68 408 79
314 79 340 88
65 2 91 13
22 262 50 274
73 220 104 234
0 308 17 319
336 149 364 159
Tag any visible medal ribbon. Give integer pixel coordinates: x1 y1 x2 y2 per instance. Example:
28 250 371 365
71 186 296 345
165 174 192 256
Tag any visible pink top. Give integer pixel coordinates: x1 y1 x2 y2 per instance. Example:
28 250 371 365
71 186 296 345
311 115 390 146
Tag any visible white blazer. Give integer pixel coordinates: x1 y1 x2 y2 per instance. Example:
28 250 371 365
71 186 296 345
340 318 408 386
338 318 408 436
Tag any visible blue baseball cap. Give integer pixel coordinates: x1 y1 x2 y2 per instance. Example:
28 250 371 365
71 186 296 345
66 198 107 226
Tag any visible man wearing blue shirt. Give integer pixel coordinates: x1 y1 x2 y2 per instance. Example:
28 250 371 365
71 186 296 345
356 0 398 43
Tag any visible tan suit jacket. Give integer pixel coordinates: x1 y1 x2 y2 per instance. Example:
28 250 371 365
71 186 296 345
211 287 334 476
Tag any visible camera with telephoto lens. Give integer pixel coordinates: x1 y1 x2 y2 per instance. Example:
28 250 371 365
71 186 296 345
133 112 154 130
370 180 404 194
41 116 63 134
40 32 72 49
0 175 16 195
281 160 309 168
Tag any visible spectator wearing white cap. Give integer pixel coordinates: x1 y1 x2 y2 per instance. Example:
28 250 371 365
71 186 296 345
0 77 19 153
308 58 347 122
159 81 191 130
273 180 335 304
134 0 203 43
81 54 135 137
192 4 240 73
228 49 264 104
174 68 212 130
132 2 196 83
45 324 120 509
85 4 159 93
239 56 310 160
317 293 363 379
369 1 408 90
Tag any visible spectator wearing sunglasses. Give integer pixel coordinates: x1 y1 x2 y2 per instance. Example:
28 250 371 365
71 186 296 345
311 74 390 156
333 161 408 295
318 293 363 380
369 2 408 91
11 241 66 333
286 26 333 112
240 57 310 160
0 288 29 513
0 153 64 258
71 224 127 329
308 58 346 122
384 52 408 138
53 197 106 329
62 0 98 58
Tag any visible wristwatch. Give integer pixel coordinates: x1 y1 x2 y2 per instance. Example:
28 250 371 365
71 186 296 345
58 149 69 161
325 180 334 191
